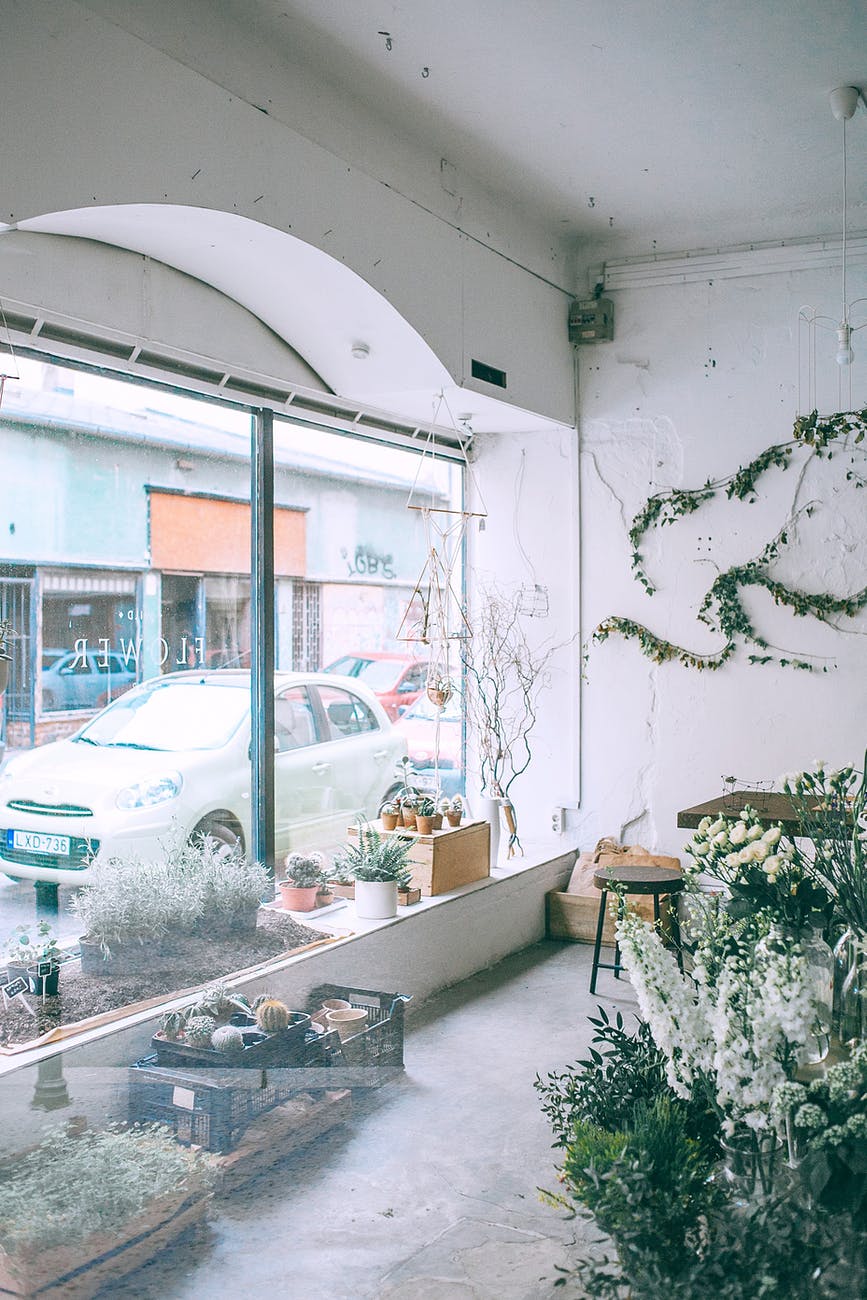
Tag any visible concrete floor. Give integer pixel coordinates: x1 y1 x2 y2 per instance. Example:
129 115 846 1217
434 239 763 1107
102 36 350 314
108 940 638 1300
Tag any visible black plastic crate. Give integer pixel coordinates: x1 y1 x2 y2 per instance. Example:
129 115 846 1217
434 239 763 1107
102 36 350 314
129 1035 327 1153
151 1011 312 1070
307 984 411 1069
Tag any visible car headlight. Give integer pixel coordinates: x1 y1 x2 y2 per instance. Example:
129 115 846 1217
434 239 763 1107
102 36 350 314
116 772 183 810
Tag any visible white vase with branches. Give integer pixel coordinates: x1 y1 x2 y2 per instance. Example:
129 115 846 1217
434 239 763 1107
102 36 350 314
462 584 560 858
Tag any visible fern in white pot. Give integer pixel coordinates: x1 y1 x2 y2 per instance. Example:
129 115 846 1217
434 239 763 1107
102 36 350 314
333 823 414 919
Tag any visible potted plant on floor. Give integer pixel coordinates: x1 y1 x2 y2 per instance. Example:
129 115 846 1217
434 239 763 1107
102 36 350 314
5 921 62 996
279 852 326 911
333 822 414 920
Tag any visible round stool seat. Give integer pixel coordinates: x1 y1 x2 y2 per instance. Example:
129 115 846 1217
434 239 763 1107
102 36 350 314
592 864 684 896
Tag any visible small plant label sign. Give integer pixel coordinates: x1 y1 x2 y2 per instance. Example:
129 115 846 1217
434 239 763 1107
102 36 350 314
172 1086 197 1111
0 977 28 1002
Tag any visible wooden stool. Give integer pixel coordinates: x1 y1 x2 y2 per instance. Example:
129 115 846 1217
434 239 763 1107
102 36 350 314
589 864 685 995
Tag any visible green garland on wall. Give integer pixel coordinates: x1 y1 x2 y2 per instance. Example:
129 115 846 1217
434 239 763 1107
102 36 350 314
593 407 867 671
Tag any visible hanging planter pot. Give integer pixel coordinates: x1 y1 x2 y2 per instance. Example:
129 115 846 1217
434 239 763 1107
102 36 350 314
355 879 399 919
426 677 453 708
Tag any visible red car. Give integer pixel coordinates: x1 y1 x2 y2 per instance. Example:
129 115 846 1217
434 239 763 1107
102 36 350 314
322 652 427 722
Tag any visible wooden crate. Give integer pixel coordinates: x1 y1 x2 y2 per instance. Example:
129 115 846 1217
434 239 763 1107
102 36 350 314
546 889 673 945
348 820 490 896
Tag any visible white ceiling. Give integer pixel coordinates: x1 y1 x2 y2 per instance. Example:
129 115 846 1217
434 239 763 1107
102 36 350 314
236 0 867 257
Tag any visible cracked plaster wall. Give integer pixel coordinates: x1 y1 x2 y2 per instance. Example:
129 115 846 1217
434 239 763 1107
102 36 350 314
577 263 867 853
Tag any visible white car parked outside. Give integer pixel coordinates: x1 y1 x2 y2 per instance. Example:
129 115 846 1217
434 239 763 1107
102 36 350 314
0 670 407 885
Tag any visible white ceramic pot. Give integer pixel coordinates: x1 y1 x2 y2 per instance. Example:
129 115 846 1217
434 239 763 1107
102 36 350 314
354 879 398 919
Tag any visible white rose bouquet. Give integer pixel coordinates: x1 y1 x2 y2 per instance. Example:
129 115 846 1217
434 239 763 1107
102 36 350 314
684 805 832 936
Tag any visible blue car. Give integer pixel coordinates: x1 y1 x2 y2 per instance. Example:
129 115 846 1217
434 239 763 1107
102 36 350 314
41 649 137 713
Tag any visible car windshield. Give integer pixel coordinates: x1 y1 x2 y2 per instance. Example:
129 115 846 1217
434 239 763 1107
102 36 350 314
76 679 250 751
325 656 407 691
42 651 67 670
402 691 462 722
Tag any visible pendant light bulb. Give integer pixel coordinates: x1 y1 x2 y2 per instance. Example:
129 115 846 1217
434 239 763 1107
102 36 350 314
835 324 854 367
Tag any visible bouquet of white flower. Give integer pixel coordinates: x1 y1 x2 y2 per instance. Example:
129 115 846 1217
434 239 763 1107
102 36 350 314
617 904 816 1136
685 805 832 935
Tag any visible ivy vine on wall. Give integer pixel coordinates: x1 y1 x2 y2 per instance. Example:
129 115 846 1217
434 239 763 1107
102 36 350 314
592 407 867 671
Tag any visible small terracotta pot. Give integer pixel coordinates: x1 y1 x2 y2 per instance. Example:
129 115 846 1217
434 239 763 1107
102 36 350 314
316 888 334 907
446 812 463 828
402 809 417 829
278 882 320 912
431 813 443 830
416 815 434 835
326 1007 369 1040
381 812 399 831
321 997 352 1018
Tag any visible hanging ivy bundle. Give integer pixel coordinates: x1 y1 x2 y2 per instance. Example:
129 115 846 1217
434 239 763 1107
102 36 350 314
594 407 867 671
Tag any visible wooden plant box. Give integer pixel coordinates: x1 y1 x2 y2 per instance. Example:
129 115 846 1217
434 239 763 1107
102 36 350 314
212 1089 351 1193
327 882 422 906
546 889 673 946
347 820 490 896
0 1189 209 1299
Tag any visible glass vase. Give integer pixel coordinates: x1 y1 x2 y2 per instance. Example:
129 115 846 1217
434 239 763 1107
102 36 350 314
833 928 867 1047
719 1127 782 1203
797 929 834 1065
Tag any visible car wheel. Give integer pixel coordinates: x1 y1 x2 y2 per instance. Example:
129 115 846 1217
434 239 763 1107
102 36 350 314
378 786 403 814
191 818 245 861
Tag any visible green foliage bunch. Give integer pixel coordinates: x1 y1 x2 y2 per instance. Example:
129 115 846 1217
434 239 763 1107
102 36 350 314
592 406 867 672
774 1045 867 1220
0 1124 213 1253
71 839 268 953
538 1007 866 1297
333 821 413 885
5 921 61 969
783 755 867 938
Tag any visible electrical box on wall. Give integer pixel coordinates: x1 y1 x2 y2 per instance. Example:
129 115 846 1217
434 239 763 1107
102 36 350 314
568 297 614 344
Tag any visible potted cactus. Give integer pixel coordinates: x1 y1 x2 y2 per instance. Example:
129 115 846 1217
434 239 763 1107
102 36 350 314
333 822 414 919
415 796 436 835
380 800 400 832
152 991 311 1067
400 794 419 830
445 794 464 828
279 852 326 911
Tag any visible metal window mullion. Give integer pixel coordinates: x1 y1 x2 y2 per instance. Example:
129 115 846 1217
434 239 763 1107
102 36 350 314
250 408 276 878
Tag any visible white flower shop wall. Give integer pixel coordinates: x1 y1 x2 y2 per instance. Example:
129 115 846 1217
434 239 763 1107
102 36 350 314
575 244 867 855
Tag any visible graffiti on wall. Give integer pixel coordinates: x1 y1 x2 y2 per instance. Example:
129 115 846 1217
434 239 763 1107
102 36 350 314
340 545 396 580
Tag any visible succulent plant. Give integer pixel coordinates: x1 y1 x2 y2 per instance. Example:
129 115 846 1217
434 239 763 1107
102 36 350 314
211 1024 246 1055
282 852 325 889
255 998 291 1033
333 820 414 886
158 1009 187 1041
416 796 436 817
191 980 251 1024
183 1014 217 1047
